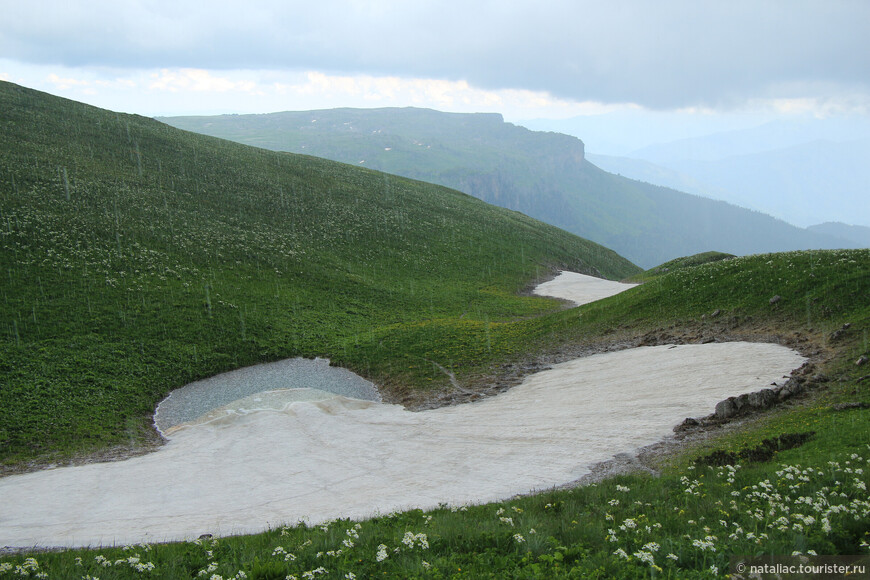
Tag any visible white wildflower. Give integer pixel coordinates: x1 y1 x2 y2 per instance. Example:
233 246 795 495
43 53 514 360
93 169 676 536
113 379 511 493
692 538 716 552
401 532 429 549
633 550 655 566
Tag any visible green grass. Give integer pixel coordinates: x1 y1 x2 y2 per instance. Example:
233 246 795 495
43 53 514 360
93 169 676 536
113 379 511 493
161 108 852 269
0 81 637 465
1 82 869 578
624 251 736 283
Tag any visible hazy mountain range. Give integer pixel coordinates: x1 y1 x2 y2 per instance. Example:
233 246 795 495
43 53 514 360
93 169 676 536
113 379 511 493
526 114 870 237
161 108 859 268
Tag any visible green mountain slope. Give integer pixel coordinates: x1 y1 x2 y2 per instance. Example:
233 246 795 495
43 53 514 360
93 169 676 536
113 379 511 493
160 108 852 268
5 244 870 576
0 82 638 464
4 83 870 576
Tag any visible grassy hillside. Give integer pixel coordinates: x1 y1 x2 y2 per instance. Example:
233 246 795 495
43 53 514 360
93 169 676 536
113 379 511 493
0 81 639 466
624 251 736 283
161 108 853 268
2 82 869 577
4 247 869 577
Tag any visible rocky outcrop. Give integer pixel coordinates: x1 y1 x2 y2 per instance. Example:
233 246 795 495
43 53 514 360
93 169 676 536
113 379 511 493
674 362 824 433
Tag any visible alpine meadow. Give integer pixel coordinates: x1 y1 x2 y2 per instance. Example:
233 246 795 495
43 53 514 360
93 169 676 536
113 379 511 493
1 81 870 578
0 81 637 465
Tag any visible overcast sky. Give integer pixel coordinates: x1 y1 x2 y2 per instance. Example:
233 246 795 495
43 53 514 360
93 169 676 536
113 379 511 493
2 1 869 123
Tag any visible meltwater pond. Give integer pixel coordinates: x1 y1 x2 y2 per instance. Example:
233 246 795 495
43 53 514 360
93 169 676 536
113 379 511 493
154 357 381 435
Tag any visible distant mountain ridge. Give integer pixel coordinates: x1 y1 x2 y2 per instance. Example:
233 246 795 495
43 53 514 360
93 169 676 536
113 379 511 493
807 222 870 248
572 117 870 230
162 108 856 268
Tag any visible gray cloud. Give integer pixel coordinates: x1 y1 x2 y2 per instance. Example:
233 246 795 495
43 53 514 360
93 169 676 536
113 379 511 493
2 0 868 110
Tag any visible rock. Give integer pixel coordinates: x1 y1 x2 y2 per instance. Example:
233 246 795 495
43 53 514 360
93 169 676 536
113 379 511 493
747 388 777 409
714 386 783 421
674 417 700 432
769 295 782 305
711 309 721 318
857 356 869 367
715 397 739 420
779 378 807 398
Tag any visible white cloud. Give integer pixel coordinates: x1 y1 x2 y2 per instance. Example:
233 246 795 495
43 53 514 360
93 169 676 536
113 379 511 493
270 71 615 119
11 60 604 118
4 60 867 123
2 1 868 113
47 73 91 90
263 71 550 116
148 69 259 94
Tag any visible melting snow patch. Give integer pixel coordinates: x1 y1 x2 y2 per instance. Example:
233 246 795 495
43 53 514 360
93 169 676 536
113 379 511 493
0 343 804 549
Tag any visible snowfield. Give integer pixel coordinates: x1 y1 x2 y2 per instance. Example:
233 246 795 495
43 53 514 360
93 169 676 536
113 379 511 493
0 273 805 549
